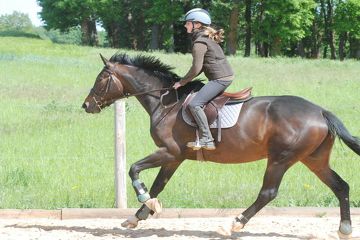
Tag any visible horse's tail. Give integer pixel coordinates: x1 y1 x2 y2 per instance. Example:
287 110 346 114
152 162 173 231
322 110 360 156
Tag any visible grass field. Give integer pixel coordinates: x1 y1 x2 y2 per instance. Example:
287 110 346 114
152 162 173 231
1 36 360 209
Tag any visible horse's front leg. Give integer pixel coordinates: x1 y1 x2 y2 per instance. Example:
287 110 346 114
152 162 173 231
121 162 182 228
121 147 179 228
130 147 177 210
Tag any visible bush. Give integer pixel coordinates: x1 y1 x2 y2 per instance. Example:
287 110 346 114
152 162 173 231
0 11 41 38
0 11 33 32
42 27 82 45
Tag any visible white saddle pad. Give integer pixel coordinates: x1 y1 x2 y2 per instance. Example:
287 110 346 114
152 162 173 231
182 102 243 129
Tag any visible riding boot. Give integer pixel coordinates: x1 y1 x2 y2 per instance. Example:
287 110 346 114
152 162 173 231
187 106 216 150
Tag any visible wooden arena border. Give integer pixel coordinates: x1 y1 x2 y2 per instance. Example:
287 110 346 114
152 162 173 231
0 207 359 220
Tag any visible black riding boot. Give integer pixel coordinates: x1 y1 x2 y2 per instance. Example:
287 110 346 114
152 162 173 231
187 106 216 150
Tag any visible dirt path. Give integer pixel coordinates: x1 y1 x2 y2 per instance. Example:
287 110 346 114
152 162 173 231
1 215 360 240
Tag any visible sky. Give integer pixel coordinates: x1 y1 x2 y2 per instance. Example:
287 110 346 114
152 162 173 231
0 0 43 26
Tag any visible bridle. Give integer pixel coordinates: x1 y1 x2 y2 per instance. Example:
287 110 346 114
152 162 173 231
90 68 179 111
90 69 122 110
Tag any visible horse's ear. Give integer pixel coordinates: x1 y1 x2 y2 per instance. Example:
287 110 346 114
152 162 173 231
100 53 109 65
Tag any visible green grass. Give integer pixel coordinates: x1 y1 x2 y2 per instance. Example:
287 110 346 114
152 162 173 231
1 36 360 209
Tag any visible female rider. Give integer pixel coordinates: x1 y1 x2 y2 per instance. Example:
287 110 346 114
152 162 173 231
173 8 234 151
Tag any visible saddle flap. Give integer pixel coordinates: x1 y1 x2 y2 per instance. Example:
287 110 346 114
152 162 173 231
183 93 218 125
182 96 244 129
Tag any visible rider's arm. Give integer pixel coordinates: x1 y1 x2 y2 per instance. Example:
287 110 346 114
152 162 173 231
179 43 207 86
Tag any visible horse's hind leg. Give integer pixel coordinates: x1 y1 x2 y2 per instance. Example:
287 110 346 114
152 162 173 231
301 135 352 238
218 159 293 236
312 167 352 239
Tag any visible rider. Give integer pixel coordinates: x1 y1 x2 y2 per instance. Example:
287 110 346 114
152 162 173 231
173 8 234 151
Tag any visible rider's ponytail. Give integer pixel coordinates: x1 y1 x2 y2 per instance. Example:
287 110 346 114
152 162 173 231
202 26 225 44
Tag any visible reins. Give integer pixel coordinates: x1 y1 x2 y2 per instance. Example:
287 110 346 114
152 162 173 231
122 87 179 109
121 87 171 99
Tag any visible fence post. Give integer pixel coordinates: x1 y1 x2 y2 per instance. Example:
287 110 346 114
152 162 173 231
114 100 127 208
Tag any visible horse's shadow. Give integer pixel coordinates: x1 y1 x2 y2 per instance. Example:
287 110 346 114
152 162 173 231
6 224 311 239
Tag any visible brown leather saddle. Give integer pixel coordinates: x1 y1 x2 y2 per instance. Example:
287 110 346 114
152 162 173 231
183 87 253 126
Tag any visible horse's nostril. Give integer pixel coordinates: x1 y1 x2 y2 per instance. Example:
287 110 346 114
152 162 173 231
82 102 89 109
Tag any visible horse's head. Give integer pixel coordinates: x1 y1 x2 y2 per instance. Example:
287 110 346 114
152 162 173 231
82 54 125 113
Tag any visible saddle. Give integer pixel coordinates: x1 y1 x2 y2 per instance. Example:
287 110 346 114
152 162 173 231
183 87 252 124
182 87 253 142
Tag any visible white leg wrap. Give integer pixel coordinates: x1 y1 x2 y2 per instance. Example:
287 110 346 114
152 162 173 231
144 198 162 213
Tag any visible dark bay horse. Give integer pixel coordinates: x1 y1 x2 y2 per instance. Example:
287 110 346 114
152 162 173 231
82 53 360 238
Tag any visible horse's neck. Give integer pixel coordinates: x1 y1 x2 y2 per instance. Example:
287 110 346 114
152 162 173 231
122 67 171 122
136 95 162 116
132 80 165 120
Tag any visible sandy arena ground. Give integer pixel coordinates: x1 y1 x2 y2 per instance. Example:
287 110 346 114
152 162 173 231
0 215 360 240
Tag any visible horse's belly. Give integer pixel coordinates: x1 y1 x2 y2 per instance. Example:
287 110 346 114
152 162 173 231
186 144 266 164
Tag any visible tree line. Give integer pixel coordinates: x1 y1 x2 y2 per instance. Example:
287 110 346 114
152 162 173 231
33 0 360 59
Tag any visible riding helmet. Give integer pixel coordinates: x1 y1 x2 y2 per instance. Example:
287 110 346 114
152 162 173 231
184 8 211 25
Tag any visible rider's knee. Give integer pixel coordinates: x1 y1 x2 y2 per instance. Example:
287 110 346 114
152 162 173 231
188 101 202 110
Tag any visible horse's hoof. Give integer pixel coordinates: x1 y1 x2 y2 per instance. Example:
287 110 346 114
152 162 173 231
231 221 244 232
338 231 352 239
217 225 232 236
338 220 352 239
217 219 244 236
121 215 139 229
145 198 162 213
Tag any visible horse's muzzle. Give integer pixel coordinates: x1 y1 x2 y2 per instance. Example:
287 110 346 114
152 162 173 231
82 101 100 113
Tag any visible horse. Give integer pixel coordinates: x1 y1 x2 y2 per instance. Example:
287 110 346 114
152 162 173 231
82 53 360 238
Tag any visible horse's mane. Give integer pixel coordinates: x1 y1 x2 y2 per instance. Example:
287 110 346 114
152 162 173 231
109 52 204 95
110 53 180 82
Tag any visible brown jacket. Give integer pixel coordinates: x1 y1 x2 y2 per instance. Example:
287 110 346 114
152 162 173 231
193 31 234 80
180 30 234 86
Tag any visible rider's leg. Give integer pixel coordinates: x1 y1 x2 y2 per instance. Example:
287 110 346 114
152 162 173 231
188 105 215 150
187 79 231 150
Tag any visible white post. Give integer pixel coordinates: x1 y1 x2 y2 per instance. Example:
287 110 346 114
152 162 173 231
114 100 127 208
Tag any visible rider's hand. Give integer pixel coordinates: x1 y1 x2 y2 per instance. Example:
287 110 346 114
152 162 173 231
173 82 182 90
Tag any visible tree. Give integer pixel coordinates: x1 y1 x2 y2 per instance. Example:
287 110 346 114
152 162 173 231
32 0 360 59
146 0 183 52
227 1 241 55
37 0 98 46
334 0 360 60
119 0 149 50
320 0 336 59
96 0 127 48
244 0 252 57
308 3 323 59
253 0 315 57
210 1 237 54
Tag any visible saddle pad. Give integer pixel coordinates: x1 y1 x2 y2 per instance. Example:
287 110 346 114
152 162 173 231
182 102 243 129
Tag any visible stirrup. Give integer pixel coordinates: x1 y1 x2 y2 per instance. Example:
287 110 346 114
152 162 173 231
187 129 216 150
187 141 202 150
202 141 216 150
186 141 216 151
